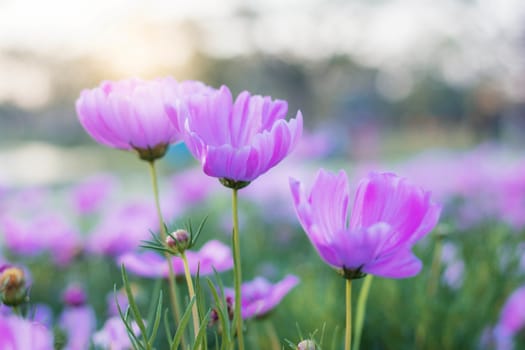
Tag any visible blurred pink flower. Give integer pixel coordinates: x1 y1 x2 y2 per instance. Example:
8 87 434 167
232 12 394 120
70 174 117 215
59 306 96 350
1 213 81 265
224 275 299 319
0 315 53 350
76 77 185 159
497 285 525 335
92 316 140 350
290 170 441 279
118 240 233 278
169 85 303 183
86 201 159 256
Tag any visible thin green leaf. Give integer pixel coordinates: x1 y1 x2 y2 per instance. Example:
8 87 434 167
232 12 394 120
115 284 144 350
121 265 148 345
148 290 163 344
171 297 196 350
192 310 211 350
164 308 174 348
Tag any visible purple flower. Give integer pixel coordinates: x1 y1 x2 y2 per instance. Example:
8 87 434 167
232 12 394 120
290 169 441 279
76 77 185 160
87 201 159 256
118 240 233 278
497 285 525 336
1 213 81 266
0 315 54 350
59 306 96 350
92 316 140 350
224 275 299 319
70 174 117 215
62 284 87 307
168 85 303 184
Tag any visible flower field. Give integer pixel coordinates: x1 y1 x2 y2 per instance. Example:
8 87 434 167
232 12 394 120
0 79 524 350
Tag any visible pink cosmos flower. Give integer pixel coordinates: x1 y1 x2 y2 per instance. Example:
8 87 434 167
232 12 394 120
92 316 140 350
497 285 525 336
0 315 54 350
1 213 81 266
76 77 186 160
167 85 303 184
223 275 299 319
70 174 117 215
86 201 159 256
118 240 233 278
290 169 441 279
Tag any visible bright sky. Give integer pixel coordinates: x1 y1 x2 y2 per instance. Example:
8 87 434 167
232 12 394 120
1 0 524 108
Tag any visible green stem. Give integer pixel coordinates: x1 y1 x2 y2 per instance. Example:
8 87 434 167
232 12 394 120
427 234 443 296
345 279 352 350
147 161 183 344
232 188 245 350
181 252 201 341
264 319 280 350
353 275 373 350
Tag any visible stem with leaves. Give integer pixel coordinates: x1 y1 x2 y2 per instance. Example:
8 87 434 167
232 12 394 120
147 161 182 337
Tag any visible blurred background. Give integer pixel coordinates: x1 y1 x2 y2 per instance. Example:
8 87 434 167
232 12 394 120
1 0 525 185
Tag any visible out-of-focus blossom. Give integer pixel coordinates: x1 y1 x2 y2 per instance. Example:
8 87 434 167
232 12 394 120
1 213 81 265
497 285 525 335
290 170 441 279
59 306 96 350
62 284 87 307
106 289 129 317
481 285 525 350
70 174 117 215
439 242 465 290
0 315 54 350
168 85 303 184
224 275 299 319
291 130 334 160
31 304 53 329
92 316 140 350
87 201 159 256
167 167 218 212
76 77 184 161
119 240 233 278
59 284 96 350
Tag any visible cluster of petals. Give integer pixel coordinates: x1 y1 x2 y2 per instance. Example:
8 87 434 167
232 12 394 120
166 85 303 182
290 169 441 278
118 240 233 278
224 275 299 319
0 315 53 350
76 77 188 151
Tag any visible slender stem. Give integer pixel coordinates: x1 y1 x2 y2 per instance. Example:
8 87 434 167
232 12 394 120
427 234 443 296
232 188 245 350
181 252 201 340
345 279 352 350
147 161 182 340
264 319 280 350
353 275 373 350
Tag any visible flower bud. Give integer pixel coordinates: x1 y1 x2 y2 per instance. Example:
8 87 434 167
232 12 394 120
0 267 28 306
297 339 316 350
166 229 190 253
63 284 87 307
